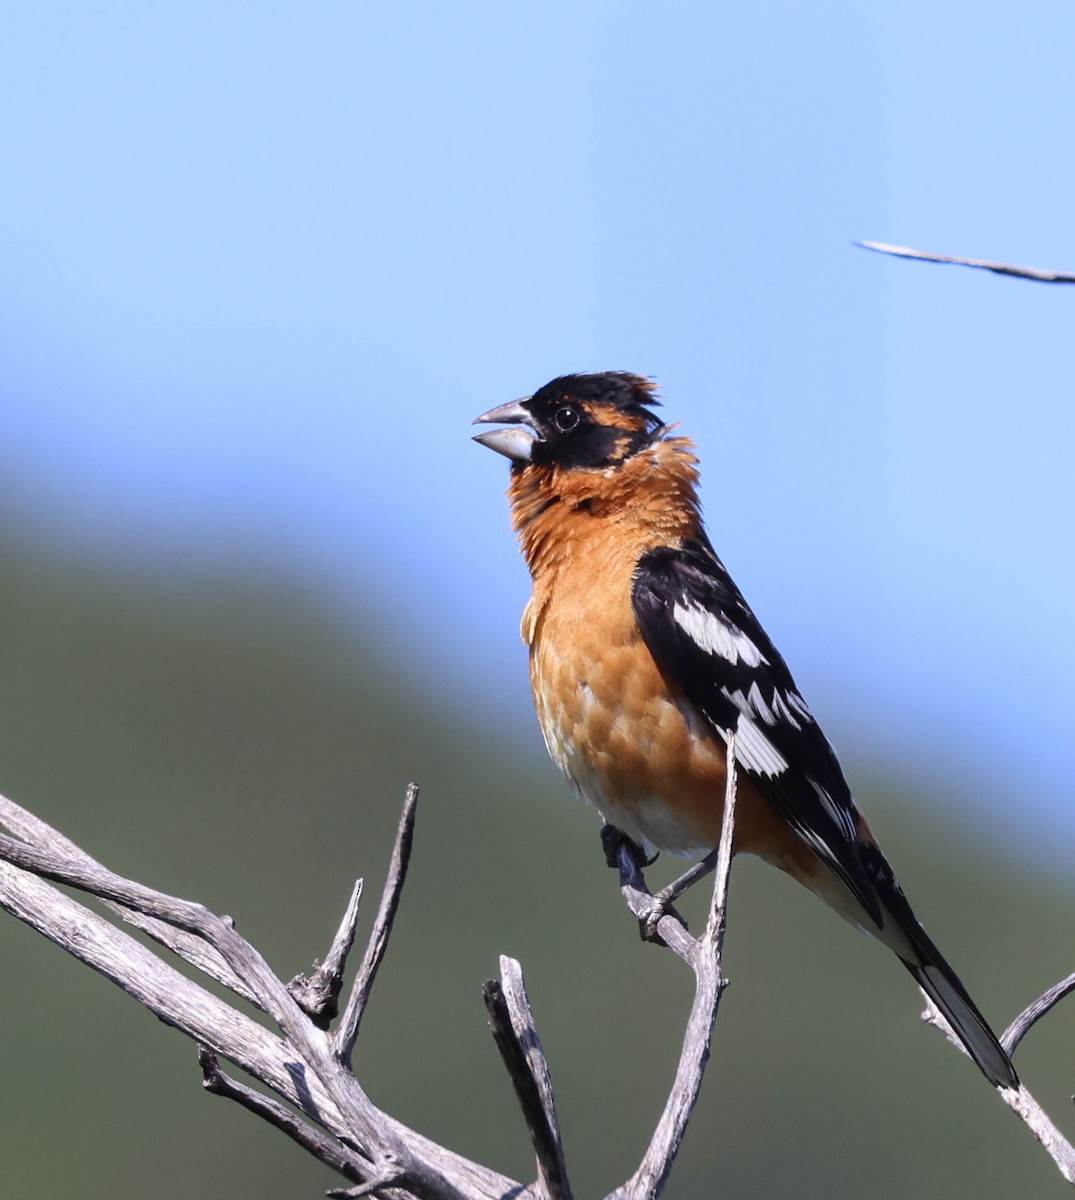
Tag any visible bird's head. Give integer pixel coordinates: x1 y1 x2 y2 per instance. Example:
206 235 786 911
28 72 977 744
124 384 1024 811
473 372 665 470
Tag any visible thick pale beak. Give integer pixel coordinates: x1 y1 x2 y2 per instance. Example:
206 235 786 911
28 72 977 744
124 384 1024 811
472 398 536 463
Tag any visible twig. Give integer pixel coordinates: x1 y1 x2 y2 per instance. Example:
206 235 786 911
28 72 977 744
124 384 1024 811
922 997 1075 1185
1002 972 1075 1056
336 783 419 1064
611 735 738 1200
484 958 572 1200
653 847 721 914
289 878 365 1027
197 1046 382 1190
857 240 1075 284
327 1164 406 1200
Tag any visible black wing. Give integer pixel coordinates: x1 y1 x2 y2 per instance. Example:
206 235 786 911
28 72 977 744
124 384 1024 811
632 539 883 927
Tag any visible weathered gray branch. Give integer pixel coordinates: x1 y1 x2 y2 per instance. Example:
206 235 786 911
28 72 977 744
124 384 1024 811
289 877 364 1026
484 959 572 1200
1003 972 1075 1056
857 240 1075 284
0 780 736 1199
336 783 419 1064
606 735 738 1200
0 793 259 1005
3 768 1073 1197
197 1046 382 1191
934 967 1075 1183
922 989 1075 1184
0 790 521 1200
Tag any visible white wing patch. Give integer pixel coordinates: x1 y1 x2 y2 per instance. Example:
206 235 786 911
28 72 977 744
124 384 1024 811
729 713 788 777
810 778 858 843
727 682 813 730
672 599 767 667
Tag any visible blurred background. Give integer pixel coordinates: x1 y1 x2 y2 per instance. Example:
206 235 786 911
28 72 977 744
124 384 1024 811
2 3 1074 1196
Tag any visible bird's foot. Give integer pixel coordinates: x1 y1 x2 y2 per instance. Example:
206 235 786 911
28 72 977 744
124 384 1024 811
638 848 723 943
600 824 684 944
637 891 687 944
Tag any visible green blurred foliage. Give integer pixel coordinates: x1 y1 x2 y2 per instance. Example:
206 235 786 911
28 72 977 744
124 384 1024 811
0 518 1071 1199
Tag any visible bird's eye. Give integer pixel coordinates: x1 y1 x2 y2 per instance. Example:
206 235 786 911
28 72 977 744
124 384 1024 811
554 406 580 433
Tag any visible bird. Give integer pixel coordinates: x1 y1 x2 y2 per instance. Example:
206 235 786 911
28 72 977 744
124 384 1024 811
473 370 1017 1090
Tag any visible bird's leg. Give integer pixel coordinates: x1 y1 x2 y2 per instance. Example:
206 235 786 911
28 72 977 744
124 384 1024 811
654 847 722 911
600 824 691 944
599 822 658 870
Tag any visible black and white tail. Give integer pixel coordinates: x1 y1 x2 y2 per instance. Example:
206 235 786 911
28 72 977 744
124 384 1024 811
899 947 1016 1088
887 892 1017 1089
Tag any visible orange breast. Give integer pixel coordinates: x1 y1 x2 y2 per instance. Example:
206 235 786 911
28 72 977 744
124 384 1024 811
524 544 814 878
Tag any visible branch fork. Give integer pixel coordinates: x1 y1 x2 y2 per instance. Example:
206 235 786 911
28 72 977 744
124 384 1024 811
2 734 1075 1195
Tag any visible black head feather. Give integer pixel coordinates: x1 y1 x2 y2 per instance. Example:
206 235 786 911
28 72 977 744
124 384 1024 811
522 372 664 469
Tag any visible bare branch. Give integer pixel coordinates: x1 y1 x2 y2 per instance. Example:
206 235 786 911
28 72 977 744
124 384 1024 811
612 736 738 1200
0 853 339 1117
999 1087 1075 1187
922 998 1075 1185
0 793 258 1006
197 1047 382 1190
5 768 1074 1198
336 783 419 1064
0 827 390 1145
652 848 721 915
484 958 572 1200
0 790 525 1200
290 878 365 1027
499 956 568 1184
328 1165 406 1200
857 240 1075 284
1002 972 1075 1056
327 1160 407 1200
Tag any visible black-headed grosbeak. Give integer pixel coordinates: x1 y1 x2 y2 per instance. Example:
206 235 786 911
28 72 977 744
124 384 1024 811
473 370 1017 1090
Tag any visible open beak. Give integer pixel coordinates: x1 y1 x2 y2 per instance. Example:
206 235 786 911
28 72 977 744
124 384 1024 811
472 398 536 463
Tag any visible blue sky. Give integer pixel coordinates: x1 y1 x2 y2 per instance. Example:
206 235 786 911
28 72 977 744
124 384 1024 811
2 3 1074 859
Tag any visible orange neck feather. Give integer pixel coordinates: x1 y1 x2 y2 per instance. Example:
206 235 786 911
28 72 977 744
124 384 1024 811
507 435 705 583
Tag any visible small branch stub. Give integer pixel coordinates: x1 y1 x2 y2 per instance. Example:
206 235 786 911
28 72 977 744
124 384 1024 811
288 877 365 1027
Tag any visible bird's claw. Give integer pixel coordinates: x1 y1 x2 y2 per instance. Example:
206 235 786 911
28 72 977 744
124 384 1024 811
638 887 687 945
